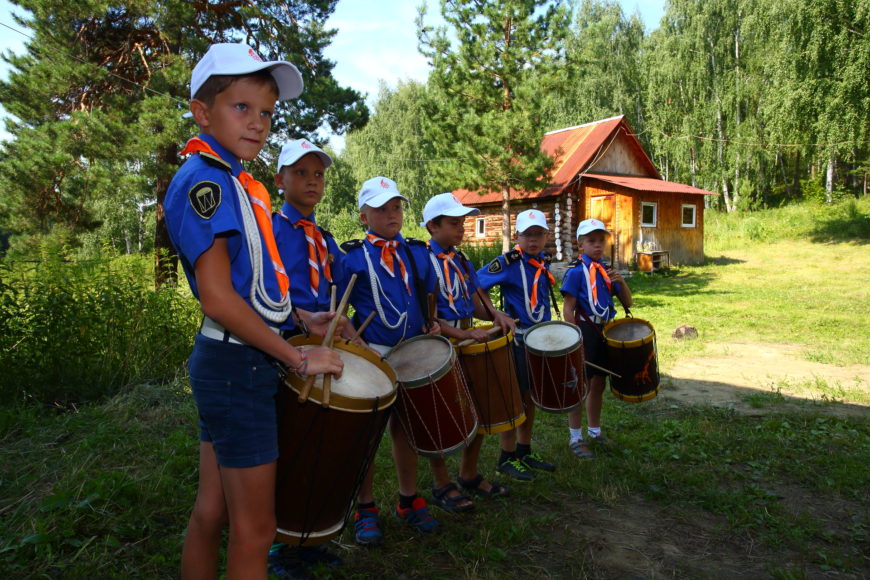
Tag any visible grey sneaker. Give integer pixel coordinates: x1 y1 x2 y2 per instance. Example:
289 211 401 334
569 440 595 459
496 458 534 481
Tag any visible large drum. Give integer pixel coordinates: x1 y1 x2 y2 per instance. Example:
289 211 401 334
386 335 478 457
523 321 586 413
603 318 660 402
275 336 397 546
456 325 526 434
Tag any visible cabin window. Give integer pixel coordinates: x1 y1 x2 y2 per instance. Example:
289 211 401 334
641 202 657 227
475 217 486 237
681 204 697 228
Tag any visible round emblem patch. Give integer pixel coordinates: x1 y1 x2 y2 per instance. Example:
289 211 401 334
188 181 221 219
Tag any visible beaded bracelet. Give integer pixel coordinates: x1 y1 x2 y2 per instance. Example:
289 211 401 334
290 347 308 377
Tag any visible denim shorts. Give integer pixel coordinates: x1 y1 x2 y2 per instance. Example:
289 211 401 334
579 321 608 379
511 335 531 392
188 334 281 468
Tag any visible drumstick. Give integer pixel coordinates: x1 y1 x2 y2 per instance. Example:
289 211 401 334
298 274 358 404
584 360 622 378
345 311 376 344
455 325 504 348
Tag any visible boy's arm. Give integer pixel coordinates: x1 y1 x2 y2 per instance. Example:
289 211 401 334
195 237 342 376
607 268 633 309
471 289 516 335
562 294 578 325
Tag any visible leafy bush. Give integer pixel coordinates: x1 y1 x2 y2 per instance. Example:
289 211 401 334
0 254 199 405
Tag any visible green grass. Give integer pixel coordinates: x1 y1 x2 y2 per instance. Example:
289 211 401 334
1 198 868 578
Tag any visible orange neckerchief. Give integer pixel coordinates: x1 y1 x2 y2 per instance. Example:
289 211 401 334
435 248 469 310
515 245 555 309
366 233 411 295
180 137 289 297
585 257 612 306
297 218 332 297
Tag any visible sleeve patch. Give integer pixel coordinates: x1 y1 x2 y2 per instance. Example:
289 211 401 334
188 181 221 219
487 258 503 274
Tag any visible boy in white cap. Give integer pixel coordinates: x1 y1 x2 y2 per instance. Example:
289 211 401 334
164 43 343 579
423 193 518 509
476 209 558 481
561 218 632 458
337 177 442 544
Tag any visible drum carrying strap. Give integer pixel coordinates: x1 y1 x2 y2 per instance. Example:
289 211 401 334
403 244 433 328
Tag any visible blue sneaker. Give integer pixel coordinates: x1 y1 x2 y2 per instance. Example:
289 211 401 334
354 507 383 546
396 496 441 534
267 544 310 579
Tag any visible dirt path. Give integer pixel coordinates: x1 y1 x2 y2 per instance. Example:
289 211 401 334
661 341 870 418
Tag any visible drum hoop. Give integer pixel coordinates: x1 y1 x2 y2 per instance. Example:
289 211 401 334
285 335 398 412
457 324 513 356
386 334 455 389
524 320 582 357
602 318 656 349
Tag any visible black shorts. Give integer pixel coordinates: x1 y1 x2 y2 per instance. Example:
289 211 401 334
579 321 608 379
511 335 531 391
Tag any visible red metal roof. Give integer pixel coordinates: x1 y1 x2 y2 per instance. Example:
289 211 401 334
583 173 718 196
454 115 667 206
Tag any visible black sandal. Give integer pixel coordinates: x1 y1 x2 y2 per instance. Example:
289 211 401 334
431 482 475 512
457 474 510 498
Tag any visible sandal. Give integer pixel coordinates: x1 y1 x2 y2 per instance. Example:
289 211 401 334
457 474 510 498
431 482 475 512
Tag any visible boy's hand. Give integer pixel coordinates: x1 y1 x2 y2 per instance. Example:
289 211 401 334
467 328 491 343
606 267 625 284
303 346 344 378
304 311 346 338
494 312 516 335
424 322 441 336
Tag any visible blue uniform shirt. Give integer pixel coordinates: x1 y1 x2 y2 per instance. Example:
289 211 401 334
476 249 553 329
339 233 437 347
560 254 622 323
272 202 345 328
428 239 480 322
164 133 288 326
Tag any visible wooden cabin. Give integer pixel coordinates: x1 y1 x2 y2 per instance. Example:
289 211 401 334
454 116 718 269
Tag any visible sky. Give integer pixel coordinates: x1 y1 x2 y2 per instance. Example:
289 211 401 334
0 0 667 146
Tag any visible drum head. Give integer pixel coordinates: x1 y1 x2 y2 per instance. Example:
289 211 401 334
301 345 394 399
387 335 453 385
605 320 652 342
524 321 582 356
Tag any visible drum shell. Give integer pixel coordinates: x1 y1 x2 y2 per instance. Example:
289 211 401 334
275 337 397 546
524 321 585 413
387 335 478 457
603 318 660 402
457 326 526 434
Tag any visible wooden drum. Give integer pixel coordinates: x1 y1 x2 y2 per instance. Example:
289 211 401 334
603 318 660 402
275 336 397 546
523 321 586 413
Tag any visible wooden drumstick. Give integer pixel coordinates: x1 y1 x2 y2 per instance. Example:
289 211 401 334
298 274 358 404
584 360 622 378
345 311 376 344
455 325 504 348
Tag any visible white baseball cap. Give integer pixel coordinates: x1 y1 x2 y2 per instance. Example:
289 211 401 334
420 192 480 226
516 209 549 233
276 139 332 172
358 176 409 210
190 43 303 101
576 218 610 238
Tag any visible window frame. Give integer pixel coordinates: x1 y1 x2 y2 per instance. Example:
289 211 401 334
475 217 486 237
681 204 697 228
640 201 658 227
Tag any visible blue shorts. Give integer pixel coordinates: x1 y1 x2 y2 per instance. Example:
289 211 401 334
188 334 281 468
511 335 531 392
579 321 608 379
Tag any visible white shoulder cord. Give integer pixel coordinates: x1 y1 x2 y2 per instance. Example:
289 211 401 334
428 252 467 316
231 175 293 324
581 261 612 319
363 246 408 331
519 259 546 324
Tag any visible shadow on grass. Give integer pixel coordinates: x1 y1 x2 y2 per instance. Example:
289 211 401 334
704 255 746 266
629 269 720 301
810 200 870 243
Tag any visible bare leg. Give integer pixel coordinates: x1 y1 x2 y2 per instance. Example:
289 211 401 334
517 390 535 446
182 442 227 580
585 375 606 429
390 415 418 497
220 461 277 580
357 461 376 505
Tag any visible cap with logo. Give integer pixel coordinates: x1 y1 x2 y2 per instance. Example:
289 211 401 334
420 192 480 226
357 176 410 210
576 218 610 238
190 42 303 101
276 139 333 172
515 209 549 233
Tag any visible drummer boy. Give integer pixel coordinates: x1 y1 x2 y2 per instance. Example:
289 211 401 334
337 176 442 545
561 218 633 459
476 209 558 480
423 193 518 509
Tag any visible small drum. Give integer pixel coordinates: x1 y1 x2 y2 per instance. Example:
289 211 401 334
275 336 397 546
603 318 660 402
523 321 586 413
457 325 526 434
386 335 478 457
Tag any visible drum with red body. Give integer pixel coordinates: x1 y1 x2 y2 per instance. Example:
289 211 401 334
456 325 526 434
386 335 478 457
523 321 586 413
275 336 397 546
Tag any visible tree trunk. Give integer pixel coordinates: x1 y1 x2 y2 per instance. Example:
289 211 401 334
501 187 511 253
825 156 834 203
154 143 179 289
